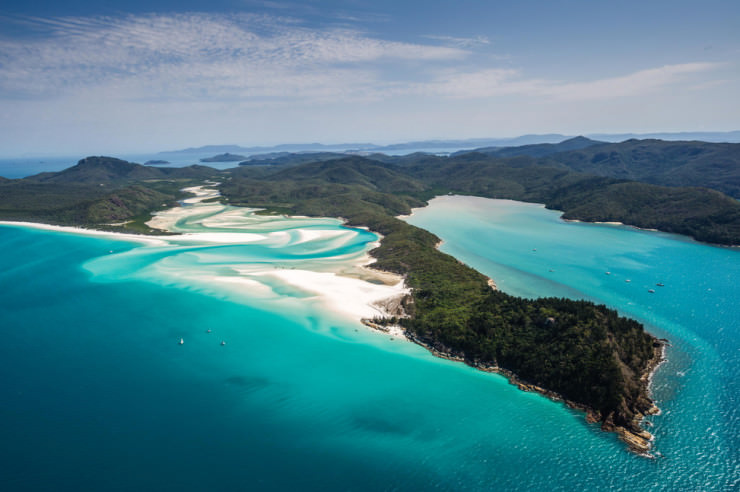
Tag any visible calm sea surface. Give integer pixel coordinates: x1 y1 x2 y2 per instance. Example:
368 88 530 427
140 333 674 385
0 192 738 490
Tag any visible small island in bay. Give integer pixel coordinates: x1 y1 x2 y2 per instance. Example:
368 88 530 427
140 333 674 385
144 159 170 165
200 152 248 162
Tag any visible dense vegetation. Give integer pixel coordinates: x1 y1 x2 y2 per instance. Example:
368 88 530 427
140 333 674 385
463 137 740 197
539 139 740 198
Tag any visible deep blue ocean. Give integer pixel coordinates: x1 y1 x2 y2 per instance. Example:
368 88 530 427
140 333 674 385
1 192 738 490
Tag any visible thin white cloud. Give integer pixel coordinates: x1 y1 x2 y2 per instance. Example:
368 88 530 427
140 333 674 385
543 63 724 101
423 34 491 49
414 63 723 101
0 13 726 110
0 13 466 102
415 68 546 98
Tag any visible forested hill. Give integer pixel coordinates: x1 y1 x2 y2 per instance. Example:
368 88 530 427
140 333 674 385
422 138 740 198
539 139 740 198
395 151 740 246
225 143 740 245
463 136 605 158
26 156 217 185
0 157 220 232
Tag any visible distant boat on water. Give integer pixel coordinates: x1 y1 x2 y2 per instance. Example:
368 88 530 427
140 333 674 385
220 340 226 346
656 283 665 287
207 329 212 333
178 338 184 345
648 289 655 293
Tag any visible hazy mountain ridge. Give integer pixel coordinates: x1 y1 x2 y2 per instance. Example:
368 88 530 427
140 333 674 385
459 136 606 158
160 131 740 157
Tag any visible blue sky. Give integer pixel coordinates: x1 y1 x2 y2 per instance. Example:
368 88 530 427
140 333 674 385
1 0 738 155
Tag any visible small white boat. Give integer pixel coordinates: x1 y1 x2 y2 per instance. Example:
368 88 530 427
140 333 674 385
220 340 226 346
648 289 655 293
625 279 631 283
206 329 212 333
178 338 184 345
605 271 611 275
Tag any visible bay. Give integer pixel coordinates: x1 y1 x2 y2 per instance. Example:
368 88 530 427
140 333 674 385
405 195 740 490
1 193 738 490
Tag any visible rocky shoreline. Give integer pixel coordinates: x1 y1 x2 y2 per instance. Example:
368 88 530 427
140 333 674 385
362 311 667 457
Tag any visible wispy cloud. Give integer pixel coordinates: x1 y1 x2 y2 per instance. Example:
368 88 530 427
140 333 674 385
0 13 466 103
422 34 491 49
543 63 724 101
0 12 725 109
410 63 723 101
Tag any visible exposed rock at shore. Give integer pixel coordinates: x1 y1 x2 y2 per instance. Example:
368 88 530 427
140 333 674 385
371 293 411 319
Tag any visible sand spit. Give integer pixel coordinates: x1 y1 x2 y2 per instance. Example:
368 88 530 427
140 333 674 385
0 221 168 246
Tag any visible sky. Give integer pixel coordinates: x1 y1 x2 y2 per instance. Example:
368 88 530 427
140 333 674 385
0 0 738 155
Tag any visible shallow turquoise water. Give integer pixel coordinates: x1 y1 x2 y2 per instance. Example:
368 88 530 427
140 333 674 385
1 195 738 490
406 196 740 490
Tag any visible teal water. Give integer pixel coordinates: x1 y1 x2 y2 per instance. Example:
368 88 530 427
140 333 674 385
406 196 740 490
1 194 738 491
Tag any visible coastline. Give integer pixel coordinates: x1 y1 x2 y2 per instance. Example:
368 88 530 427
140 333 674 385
368 196 669 455
1 187 409 327
0 220 168 246
362 317 666 456
4 188 665 456
561 218 740 248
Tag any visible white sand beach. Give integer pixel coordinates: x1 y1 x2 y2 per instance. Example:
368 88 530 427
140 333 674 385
0 221 169 246
3 184 409 325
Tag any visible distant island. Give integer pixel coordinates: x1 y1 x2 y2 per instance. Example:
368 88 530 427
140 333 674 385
200 153 248 162
144 160 170 165
3 136 740 454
